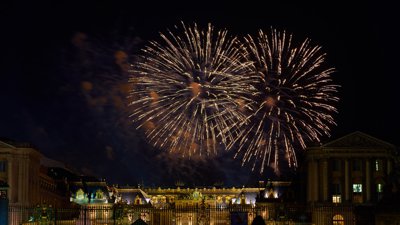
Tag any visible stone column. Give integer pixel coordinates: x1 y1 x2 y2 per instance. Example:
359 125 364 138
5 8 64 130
22 154 29 205
387 159 392 175
307 160 313 202
345 159 349 201
23 156 28 204
313 160 319 201
322 159 328 201
6 158 12 201
24 157 28 204
18 158 23 204
366 159 371 202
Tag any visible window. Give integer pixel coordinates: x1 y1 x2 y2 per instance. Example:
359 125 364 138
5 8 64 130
353 160 361 171
332 183 342 203
377 183 384 201
0 161 6 172
95 189 103 199
332 214 344 225
76 189 85 200
332 159 341 171
332 195 341 203
375 160 381 172
353 184 363 203
134 196 142 205
377 184 383 193
353 184 362 193
332 183 341 194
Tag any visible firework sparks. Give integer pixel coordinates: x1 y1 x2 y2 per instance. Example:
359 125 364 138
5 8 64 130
129 23 254 157
231 29 339 173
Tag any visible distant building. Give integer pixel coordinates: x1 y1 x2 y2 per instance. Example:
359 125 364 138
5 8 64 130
305 131 398 225
1 131 400 225
0 139 42 206
0 139 74 207
68 176 111 205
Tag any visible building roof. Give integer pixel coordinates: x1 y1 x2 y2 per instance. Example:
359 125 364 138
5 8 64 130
119 189 150 204
0 138 35 148
321 131 395 149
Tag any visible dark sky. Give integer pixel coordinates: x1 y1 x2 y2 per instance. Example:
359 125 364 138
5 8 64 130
1 1 399 186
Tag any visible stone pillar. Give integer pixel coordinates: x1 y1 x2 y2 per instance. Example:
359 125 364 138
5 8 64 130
313 160 319 201
23 156 28 204
19 154 29 205
25 156 30 204
322 159 328 201
307 160 313 202
387 160 392 175
18 158 23 204
366 159 371 202
345 159 350 201
23 157 27 204
7 158 12 201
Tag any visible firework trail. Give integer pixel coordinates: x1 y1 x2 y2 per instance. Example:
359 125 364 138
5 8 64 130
129 23 254 157
231 29 339 173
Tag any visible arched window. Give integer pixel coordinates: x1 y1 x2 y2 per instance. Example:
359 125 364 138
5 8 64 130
134 196 142 205
95 189 104 199
76 189 85 200
333 214 344 225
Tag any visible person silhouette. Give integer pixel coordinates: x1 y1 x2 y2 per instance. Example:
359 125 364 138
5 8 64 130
251 215 266 225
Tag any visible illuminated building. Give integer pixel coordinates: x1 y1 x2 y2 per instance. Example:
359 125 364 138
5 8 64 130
0 139 43 206
305 131 398 225
2 131 400 225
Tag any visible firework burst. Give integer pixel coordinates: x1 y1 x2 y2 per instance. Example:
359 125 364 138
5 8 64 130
231 29 339 173
129 23 254 157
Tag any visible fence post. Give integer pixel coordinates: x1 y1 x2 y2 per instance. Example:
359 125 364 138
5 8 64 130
113 206 116 225
54 207 57 225
84 206 87 225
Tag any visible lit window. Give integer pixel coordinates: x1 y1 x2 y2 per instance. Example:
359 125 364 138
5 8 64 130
377 184 383 193
134 197 142 205
95 189 103 199
76 189 85 200
332 214 344 225
353 184 362 193
332 195 341 203
375 160 381 172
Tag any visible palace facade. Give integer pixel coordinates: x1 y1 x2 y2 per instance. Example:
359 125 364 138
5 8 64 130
1 131 399 225
304 131 398 225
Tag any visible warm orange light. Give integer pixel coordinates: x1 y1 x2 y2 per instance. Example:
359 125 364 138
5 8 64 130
190 142 198 152
81 81 93 92
149 91 159 104
114 50 129 71
119 83 132 95
143 121 155 130
183 130 191 139
190 82 201 97
264 96 276 107
235 98 245 111
114 50 128 65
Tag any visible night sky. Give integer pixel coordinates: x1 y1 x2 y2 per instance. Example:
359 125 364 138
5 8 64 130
1 1 399 186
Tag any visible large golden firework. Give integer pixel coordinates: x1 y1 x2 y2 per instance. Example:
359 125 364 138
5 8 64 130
231 29 339 173
129 23 254 157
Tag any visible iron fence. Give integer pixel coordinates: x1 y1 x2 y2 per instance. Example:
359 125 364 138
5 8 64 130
8 203 355 225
